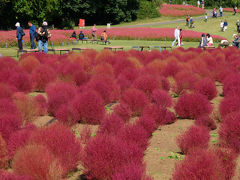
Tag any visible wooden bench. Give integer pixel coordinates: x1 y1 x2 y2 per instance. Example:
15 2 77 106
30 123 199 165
17 49 39 57
72 48 92 52
48 48 70 55
104 46 123 51
152 46 172 51
132 46 150 51
201 46 216 50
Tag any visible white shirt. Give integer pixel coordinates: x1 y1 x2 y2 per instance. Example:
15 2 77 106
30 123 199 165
220 22 224 27
207 37 213 44
174 29 180 38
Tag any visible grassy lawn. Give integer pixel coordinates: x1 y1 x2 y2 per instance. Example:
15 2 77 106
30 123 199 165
0 40 198 59
150 12 239 41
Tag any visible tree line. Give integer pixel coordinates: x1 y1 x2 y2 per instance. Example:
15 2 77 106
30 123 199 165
0 0 160 29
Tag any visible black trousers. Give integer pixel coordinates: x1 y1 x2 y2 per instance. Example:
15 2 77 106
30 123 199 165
18 39 23 50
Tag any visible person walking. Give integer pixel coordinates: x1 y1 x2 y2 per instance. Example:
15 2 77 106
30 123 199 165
219 6 223 17
236 20 240 32
223 20 228 31
91 24 97 40
197 0 200 8
204 13 208 22
172 26 180 47
15 22 25 50
186 15 190 26
37 21 51 53
234 6 237 15
28 21 37 49
190 17 194 28
201 0 205 9
220 21 224 32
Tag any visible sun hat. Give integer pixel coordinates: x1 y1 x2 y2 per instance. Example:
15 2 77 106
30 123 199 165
42 21 48 26
15 22 20 27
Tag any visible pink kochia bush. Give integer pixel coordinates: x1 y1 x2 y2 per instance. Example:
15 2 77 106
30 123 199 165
159 4 205 17
175 93 213 119
219 95 240 118
0 134 8 169
172 148 231 180
219 112 240 153
177 125 210 154
34 94 48 116
151 89 172 108
194 78 217 100
28 123 82 175
113 103 132 122
12 144 63 179
0 171 31 180
195 115 217 130
82 135 144 180
121 88 149 116
223 73 240 96
31 64 57 91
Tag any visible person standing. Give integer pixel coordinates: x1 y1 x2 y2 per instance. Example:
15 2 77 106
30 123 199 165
91 24 97 40
186 15 190 26
172 26 180 47
236 20 240 32
201 0 205 9
197 0 200 8
190 17 194 28
219 6 223 17
204 13 208 22
15 22 25 50
223 20 228 31
234 6 237 15
220 21 224 32
28 21 37 49
170 0 172 4
38 21 51 53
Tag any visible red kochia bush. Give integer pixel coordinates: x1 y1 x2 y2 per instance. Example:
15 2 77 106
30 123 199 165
46 82 77 115
70 90 105 124
0 134 8 169
172 149 223 180
0 171 31 180
151 89 172 108
112 163 151 180
13 144 63 180
117 124 149 150
87 75 120 104
31 64 57 91
133 75 161 96
34 94 48 116
137 115 157 137
223 73 240 96
82 135 143 180
219 96 240 118
195 115 217 130
0 83 15 99
194 78 217 100
113 103 132 122
98 114 125 136
19 55 40 73
7 124 36 159
177 126 210 154
29 123 82 175
175 93 213 119
121 88 149 116
219 112 240 153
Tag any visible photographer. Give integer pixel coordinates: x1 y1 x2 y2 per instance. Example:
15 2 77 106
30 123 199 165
38 21 51 53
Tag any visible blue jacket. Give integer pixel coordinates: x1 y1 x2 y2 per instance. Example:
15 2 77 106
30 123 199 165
29 25 36 37
16 26 23 40
224 22 228 26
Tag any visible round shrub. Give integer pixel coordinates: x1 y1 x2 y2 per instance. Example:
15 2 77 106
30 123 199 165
0 83 15 99
113 103 132 122
13 144 63 179
34 94 48 116
151 89 172 108
29 123 82 175
31 64 57 91
98 114 124 136
177 125 210 154
172 149 223 180
8 70 32 92
82 135 143 180
70 89 105 124
223 73 240 96
194 78 217 100
121 88 149 116
175 93 213 119
219 112 240 153
195 115 217 130
19 55 40 73
137 115 157 137
46 82 77 115
219 96 240 118
0 171 31 180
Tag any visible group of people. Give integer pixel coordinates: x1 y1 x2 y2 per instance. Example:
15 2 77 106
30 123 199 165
220 20 228 32
199 33 213 47
185 16 194 28
197 0 205 9
16 21 51 53
213 6 223 17
71 24 110 44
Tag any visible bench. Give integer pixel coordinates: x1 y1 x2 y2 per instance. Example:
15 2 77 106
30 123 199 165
104 46 124 51
152 46 172 51
132 46 150 51
48 48 70 55
17 49 39 57
201 46 216 50
72 48 92 52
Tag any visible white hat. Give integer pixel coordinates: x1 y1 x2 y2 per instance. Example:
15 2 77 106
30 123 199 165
42 21 48 26
15 22 20 27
